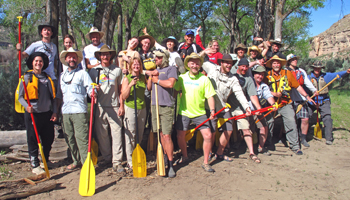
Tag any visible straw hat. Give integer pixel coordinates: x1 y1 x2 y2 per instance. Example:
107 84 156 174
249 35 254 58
26 52 49 70
138 35 156 49
38 23 57 39
60 47 84 66
94 45 116 61
247 45 262 56
184 53 204 70
85 27 104 40
234 43 247 54
218 54 237 65
269 38 284 47
265 55 287 68
311 61 325 68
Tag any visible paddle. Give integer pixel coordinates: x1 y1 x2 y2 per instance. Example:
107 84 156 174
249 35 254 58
91 68 102 166
314 96 322 139
79 83 96 197
15 16 24 113
296 74 340 114
155 84 165 176
185 103 231 142
255 101 287 124
21 76 50 178
131 84 147 178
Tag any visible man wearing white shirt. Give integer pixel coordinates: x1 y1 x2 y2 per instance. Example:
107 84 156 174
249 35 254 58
84 27 105 69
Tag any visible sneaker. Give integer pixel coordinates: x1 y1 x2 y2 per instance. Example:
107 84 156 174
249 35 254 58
293 149 303 155
113 164 125 173
168 167 176 178
300 135 310 147
201 163 215 172
32 166 45 175
326 141 333 145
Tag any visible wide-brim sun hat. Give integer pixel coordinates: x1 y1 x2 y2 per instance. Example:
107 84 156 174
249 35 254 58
94 44 116 61
269 38 284 47
60 47 84 66
247 45 262 56
234 43 247 54
138 35 156 49
154 49 170 60
38 24 57 39
184 52 204 70
311 61 325 68
286 54 300 62
265 55 287 68
218 54 237 65
85 27 105 40
26 52 49 70
162 36 179 50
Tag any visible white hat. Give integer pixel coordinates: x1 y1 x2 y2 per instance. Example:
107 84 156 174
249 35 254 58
85 27 104 40
60 47 83 66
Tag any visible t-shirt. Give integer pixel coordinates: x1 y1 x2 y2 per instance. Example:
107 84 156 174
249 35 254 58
155 43 181 68
228 73 257 111
151 66 178 107
266 50 286 60
24 41 58 80
208 52 223 65
125 74 146 110
249 82 273 110
89 64 123 107
83 43 105 67
174 71 216 118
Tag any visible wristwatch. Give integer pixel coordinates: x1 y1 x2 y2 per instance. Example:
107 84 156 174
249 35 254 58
210 109 215 112
157 80 160 85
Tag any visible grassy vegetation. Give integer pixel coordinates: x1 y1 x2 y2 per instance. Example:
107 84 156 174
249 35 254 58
329 89 350 129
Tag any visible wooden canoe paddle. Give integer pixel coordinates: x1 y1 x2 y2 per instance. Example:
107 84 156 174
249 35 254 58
155 83 165 176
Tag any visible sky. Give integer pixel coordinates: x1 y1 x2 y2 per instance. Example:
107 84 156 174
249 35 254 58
309 0 350 36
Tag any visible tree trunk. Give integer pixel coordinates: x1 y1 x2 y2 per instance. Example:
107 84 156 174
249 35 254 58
46 0 59 52
124 11 131 49
117 13 123 52
253 0 264 45
60 0 68 39
228 0 237 53
274 0 285 40
106 5 119 48
101 0 114 45
202 21 206 48
67 18 78 49
266 0 275 40
94 0 107 30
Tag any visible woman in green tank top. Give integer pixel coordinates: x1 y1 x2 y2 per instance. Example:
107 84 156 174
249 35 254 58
121 58 147 169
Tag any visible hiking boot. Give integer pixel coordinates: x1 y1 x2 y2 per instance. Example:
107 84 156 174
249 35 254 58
293 149 303 155
201 163 215 172
32 166 45 175
113 164 125 173
168 166 176 178
300 135 310 147
326 141 333 145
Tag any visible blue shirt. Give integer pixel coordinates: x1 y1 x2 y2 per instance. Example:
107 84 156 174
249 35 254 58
249 82 273 110
57 68 94 114
308 70 347 104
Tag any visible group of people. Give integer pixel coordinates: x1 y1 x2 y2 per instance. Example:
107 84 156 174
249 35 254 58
16 23 350 177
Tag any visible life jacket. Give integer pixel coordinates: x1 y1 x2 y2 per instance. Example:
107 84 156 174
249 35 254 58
178 43 198 59
140 52 156 70
286 67 304 86
24 70 56 100
267 69 291 99
311 74 328 95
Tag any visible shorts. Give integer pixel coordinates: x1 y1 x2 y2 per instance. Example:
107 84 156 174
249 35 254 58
231 108 250 130
176 114 210 131
250 115 267 129
293 101 309 119
151 105 174 135
208 111 233 132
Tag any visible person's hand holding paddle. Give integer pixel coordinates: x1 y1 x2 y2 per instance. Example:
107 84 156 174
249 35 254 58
209 109 215 120
26 105 33 113
306 95 316 105
118 105 124 116
129 76 138 87
245 107 252 117
16 43 23 51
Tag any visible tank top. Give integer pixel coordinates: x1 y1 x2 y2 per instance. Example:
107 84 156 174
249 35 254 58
125 74 146 110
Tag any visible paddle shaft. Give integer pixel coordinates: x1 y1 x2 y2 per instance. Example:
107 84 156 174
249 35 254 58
155 84 160 142
316 96 319 123
18 17 22 78
88 86 96 153
133 85 139 144
192 106 228 132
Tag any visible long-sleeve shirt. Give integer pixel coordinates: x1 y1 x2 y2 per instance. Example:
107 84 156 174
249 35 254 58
308 70 347 104
18 73 57 113
56 68 94 114
195 34 223 65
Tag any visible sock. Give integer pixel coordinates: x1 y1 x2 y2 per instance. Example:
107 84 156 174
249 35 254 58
169 160 173 168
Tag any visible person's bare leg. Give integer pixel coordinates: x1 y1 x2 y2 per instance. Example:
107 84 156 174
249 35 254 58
200 128 212 164
258 127 267 149
216 130 232 155
242 129 254 155
210 130 216 152
177 130 188 158
300 118 310 147
161 132 173 161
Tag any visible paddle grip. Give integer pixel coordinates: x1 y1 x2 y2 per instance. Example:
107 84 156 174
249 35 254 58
88 85 96 153
133 85 139 144
96 68 102 84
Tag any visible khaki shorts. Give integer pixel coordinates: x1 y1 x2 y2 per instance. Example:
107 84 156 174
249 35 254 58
231 108 250 130
151 105 174 135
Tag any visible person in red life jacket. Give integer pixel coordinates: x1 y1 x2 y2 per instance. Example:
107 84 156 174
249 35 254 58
177 30 204 61
307 61 350 145
195 26 223 65
264 55 315 155
285 54 318 147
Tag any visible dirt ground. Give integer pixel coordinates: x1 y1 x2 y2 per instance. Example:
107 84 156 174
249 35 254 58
1 124 350 200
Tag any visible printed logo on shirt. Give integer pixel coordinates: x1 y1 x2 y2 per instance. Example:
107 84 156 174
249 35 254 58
184 81 199 86
99 74 114 83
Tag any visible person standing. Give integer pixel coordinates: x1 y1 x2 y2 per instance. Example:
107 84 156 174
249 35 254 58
147 49 177 177
18 52 57 175
62 34 85 72
89 45 125 171
195 26 223 65
230 43 247 74
57 48 95 170
84 27 105 69
174 53 216 172
307 61 350 145
178 30 204 61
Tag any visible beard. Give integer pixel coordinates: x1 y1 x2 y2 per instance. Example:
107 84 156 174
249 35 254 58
68 61 77 69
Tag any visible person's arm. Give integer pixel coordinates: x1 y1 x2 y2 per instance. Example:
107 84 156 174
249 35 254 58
152 77 176 88
18 79 29 110
324 69 350 83
296 86 315 104
301 69 317 96
142 27 160 47
207 96 215 119
231 77 250 111
195 26 205 50
202 61 216 74
147 75 153 91
118 83 125 116
250 95 262 111
85 58 99 69
16 43 29 60
261 41 270 57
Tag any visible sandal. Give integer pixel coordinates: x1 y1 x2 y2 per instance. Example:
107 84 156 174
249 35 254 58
201 163 215 172
66 163 78 171
174 156 188 165
249 154 261 164
215 154 233 162
208 152 214 161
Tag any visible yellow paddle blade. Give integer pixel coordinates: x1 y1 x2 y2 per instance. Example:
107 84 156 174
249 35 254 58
38 143 50 178
132 144 147 178
185 129 195 142
195 131 203 150
15 81 24 113
79 153 95 196
156 143 165 176
91 139 99 166
217 118 228 129
314 122 322 139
